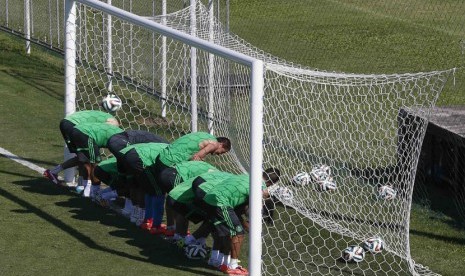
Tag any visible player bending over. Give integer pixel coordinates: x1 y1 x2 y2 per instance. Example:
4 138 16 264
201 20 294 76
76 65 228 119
43 110 118 185
193 168 281 275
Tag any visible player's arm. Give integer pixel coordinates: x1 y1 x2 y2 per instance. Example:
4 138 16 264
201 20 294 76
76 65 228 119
192 140 219 160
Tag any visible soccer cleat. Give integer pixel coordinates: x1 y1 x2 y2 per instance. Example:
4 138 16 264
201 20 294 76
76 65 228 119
164 228 176 237
43 169 59 185
149 224 167 235
225 266 249 276
218 264 228 273
140 218 153 231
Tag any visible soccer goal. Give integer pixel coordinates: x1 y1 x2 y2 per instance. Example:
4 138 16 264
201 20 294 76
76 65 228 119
66 0 455 275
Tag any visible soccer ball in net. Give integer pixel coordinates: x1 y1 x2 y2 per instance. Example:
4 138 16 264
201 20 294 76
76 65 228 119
341 245 365 263
101 93 122 112
362 237 385 254
310 164 331 182
317 177 337 192
184 243 208 260
269 185 294 202
378 185 397 200
292 172 311 186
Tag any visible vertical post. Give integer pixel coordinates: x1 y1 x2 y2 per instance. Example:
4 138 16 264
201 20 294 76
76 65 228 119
57 0 61 48
161 0 167 118
207 0 214 134
48 0 53 47
6 0 9 28
64 0 77 184
190 0 198 132
151 0 156 91
24 0 31 55
106 0 113 93
248 60 264 276
129 0 134 76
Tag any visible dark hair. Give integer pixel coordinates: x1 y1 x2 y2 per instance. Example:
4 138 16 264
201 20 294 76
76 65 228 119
217 137 231 151
263 167 281 184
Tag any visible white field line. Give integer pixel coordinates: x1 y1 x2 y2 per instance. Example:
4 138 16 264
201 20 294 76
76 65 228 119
0 147 45 175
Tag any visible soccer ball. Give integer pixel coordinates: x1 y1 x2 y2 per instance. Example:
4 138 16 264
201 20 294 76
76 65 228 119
310 165 331 182
378 185 397 200
342 245 365 263
269 185 294 202
317 177 337 192
184 243 208 260
292 172 311 186
101 93 122 112
362 237 384 254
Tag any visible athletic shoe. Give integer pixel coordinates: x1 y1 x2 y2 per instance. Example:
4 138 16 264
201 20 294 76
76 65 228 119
140 218 153 231
43 169 59 185
225 266 249 275
75 185 85 194
149 224 167 235
218 264 228 273
164 228 176 237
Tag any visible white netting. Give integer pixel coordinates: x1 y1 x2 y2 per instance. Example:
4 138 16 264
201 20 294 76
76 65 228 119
74 1 454 275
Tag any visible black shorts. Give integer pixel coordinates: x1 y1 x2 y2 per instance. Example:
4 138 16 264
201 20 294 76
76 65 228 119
192 176 207 204
93 165 113 185
126 130 169 144
70 128 101 163
153 156 178 193
120 148 144 175
107 130 169 159
59 119 77 153
166 196 205 224
203 204 245 237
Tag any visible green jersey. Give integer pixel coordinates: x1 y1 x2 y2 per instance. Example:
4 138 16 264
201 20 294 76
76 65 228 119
159 132 217 167
173 161 218 187
65 110 114 125
203 174 266 207
75 123 124 147
120 143 168 167
169 170 233 204
97 157 118 175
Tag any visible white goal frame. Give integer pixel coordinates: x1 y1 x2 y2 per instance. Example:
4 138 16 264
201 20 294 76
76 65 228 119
64 0 265 275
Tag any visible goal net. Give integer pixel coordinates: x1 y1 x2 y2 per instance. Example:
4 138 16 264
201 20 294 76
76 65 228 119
73 1 454 275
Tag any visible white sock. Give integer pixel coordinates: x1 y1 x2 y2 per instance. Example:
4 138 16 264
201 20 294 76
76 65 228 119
50 165 63 175
229 258 239 269
218 253 224 263
83 182 91 197
184 235 196 246
123 198 133 210
222 255 231 266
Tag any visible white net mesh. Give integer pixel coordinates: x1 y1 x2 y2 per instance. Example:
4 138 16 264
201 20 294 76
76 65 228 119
74 2 454 275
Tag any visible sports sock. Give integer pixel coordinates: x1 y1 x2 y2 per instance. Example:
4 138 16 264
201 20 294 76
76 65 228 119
50 165 63 175
209 250 219 260
222 255 231 266
152 194 165 226
229 258 239 269
123 198 133 210
144 194 153 220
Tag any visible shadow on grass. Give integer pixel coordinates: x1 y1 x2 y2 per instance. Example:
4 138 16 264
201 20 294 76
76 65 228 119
7 177 220 275
409 229 465 245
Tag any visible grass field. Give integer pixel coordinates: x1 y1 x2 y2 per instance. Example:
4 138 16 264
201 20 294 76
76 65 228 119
1 31 465 276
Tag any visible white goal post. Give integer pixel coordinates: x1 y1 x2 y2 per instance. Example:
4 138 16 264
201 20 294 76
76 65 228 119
64 0 265 275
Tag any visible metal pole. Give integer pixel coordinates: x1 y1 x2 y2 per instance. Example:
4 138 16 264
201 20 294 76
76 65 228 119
161 0 167 118
49 0 53 47
24 0 31 55
5 0 9 28
64 0 77 183
207 0 214 134
106 0 113 93
248 59 264 276
190 0 197 132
